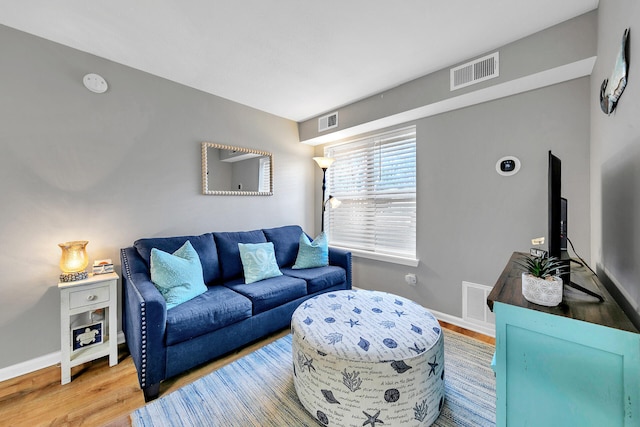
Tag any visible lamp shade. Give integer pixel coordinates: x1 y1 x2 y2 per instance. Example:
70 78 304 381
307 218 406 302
313 157 335 169
327 195 342 209
58 240 89 273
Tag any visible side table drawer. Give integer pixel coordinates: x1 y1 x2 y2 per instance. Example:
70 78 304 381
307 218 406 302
69 285 110 309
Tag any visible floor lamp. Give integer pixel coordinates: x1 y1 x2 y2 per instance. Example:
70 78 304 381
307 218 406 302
313 157 335 232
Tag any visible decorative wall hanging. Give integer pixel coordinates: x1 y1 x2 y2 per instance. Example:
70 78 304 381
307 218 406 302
600 28 630 115
201 142 273 195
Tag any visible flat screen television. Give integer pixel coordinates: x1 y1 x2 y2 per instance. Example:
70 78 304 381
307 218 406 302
548 150 603 301
548 151 564 259
547 150 562 258
548 150 570 282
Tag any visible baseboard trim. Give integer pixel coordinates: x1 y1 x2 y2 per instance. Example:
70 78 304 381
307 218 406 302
0 331 126 383
0 351 60 383
0 309 495 382
429 309 496 338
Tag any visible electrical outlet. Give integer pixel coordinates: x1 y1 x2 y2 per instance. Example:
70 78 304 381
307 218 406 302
531 237 545 245
405 273 417 286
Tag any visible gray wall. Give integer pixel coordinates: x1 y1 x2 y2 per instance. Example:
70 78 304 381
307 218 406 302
5 5 634 373
0 25 313 369
316 79 590 316
312 14 594 317
591 2 640 325
232 157 261 191
301 12 596 142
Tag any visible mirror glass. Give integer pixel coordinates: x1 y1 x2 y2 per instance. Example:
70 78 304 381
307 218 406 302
202 142 273 195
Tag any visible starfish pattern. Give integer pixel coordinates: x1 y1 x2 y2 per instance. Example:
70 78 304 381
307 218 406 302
393 310 406 317
345 318 360 328
301 354 316 372
362 410 384 426
303 302 313 309
347 294 355 300
428 355 439 376
409 342 426 354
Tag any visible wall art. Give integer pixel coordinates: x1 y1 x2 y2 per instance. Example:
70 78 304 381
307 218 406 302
600 28 630 115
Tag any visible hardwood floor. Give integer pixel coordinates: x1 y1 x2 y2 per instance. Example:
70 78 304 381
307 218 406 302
0 322 494 427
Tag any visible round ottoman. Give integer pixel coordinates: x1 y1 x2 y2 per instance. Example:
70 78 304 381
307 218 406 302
291 289 445 426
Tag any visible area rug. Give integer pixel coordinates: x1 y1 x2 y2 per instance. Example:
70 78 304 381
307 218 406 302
131 329 496 426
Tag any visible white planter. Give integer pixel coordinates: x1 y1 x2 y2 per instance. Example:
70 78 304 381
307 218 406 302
521 273 563 306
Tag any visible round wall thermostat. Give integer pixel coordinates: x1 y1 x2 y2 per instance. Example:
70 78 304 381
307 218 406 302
496 156 521 176
83 73 108 93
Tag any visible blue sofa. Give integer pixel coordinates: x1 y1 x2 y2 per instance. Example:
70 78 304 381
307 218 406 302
120 225 352 401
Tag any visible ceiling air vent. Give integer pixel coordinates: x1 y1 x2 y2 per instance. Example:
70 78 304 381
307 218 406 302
450 52 499 91
318 112 338 132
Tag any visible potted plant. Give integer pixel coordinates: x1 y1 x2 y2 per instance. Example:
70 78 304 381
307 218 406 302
515 255 567 306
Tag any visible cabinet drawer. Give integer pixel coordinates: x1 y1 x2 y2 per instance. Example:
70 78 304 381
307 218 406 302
69 285 110 309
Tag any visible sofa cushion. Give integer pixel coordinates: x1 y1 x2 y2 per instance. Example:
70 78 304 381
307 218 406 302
150 241 208 310
134 233 220 285
292 232 328 269
262 225 304 267
213 230 267 281
223 275 307 315
282 265 347 294
238 242 283 284
165 285 252 345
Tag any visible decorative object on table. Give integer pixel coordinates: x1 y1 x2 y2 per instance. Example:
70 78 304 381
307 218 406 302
515 254 567 306
312 157 339 232
90 308 105 322
600 28 630 115
72 321 103 351
58 240 89 282
92 259 114 274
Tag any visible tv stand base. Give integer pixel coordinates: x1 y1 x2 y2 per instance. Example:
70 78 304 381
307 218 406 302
566 281 604 302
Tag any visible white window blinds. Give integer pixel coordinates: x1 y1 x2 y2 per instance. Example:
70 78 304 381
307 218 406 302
258 156 270 193
325 126 417 259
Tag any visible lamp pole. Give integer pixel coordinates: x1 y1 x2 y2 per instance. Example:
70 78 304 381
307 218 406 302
320 167 328 232
313 157 335 233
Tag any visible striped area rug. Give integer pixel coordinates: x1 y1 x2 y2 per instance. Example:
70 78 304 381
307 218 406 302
131 329 496 426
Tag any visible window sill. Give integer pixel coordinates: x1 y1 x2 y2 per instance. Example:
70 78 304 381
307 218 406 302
331 246 419 267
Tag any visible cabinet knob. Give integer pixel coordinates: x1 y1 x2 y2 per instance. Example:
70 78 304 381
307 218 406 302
86 294 96 301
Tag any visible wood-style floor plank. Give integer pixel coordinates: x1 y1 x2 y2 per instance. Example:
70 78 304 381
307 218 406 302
0 323 493 427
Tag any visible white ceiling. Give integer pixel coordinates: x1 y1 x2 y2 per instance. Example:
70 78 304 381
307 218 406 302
0 0 598 122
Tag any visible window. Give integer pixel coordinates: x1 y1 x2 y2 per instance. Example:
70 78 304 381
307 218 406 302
258 156 270 193
325 126 417 264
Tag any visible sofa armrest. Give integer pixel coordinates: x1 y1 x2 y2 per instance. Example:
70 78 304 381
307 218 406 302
121 247 168 395
328 247 352 289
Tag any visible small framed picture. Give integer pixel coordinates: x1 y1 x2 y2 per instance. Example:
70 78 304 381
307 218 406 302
72 321 103 351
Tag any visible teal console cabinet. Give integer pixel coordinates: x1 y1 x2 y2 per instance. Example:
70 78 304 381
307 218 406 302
488 252 640 427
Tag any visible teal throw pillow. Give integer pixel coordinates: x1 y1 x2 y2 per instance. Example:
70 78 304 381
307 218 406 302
292 232 328 269
238 242 283 284
150 240 207 309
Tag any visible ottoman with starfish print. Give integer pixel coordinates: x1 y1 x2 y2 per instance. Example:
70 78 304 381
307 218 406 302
291 289 445 426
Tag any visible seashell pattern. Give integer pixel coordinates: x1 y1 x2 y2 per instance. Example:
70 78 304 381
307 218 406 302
292 289 445 426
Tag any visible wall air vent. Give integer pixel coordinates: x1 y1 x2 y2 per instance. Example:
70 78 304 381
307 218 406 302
450 52 499 91
318 112 338 132
462 281 495 331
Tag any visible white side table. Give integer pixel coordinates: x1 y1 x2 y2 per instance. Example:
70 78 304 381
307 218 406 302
58 272 119 384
